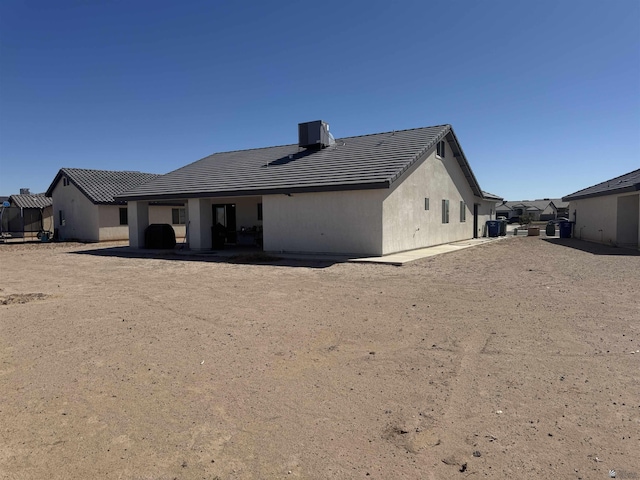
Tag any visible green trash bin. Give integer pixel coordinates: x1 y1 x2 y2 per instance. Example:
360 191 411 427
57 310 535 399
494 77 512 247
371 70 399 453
545 221 556 236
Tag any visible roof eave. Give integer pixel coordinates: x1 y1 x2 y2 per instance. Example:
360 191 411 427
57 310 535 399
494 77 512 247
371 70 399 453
445 128 484 198
116 181 391 202
563 183 640 202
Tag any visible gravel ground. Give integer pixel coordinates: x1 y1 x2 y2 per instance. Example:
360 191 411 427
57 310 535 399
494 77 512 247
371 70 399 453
1 237 639 480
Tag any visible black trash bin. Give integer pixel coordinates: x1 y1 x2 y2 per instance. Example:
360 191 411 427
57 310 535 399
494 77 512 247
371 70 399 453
499 219 507 236
212 223 226 249
486 220 500 238
144 224 176 249
559 221 573 239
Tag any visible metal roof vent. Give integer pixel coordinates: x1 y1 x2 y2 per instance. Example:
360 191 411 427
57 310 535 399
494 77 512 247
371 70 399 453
298 120 335 150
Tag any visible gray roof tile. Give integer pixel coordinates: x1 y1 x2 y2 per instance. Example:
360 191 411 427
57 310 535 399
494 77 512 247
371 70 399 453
9 194 52 209
46 168 160 205
118 124 491 201
563 169 640 201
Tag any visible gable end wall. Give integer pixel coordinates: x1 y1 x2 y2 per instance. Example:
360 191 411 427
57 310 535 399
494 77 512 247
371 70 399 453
381 140 475 253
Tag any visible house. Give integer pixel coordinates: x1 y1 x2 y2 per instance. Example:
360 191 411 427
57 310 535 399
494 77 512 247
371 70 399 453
46 168 186 243
562 169 640 249
496 199 568 222
117 122 502 256
0 193 53 239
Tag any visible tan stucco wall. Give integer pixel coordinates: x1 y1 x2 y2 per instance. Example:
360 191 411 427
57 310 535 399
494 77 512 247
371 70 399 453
149 206 186 238
97 205 186 242
263 189 385 255
475 198 497 238
51 179 99 242
381 141 476 253
570 192 640 248
98 205 130 241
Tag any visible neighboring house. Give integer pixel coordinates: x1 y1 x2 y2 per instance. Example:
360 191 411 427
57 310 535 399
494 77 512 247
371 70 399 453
46 168 186 242
496 199 568 222
0 193 53 239
118 121 502 256
563 169 640 250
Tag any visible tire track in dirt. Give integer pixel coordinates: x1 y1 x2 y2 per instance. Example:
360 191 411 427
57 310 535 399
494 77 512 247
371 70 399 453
432 331 488 474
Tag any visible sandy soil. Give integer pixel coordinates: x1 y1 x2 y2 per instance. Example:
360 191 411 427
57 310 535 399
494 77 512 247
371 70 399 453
1 237 639 480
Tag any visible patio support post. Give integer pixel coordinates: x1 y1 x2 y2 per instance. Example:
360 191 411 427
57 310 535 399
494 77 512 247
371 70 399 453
128 201 149 248
188 198 212 250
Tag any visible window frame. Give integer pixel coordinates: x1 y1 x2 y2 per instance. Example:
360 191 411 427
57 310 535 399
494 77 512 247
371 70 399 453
460 201 466 222
119 207 128 226
436 140 446 158
172 207 186 225
442 199 450 224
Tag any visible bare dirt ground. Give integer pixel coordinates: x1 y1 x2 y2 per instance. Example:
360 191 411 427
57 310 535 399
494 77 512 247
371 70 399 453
1 237 639 480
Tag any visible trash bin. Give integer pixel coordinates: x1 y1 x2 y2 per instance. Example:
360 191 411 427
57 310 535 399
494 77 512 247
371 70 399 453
545 221 556 236
144 224 176 249
486 220 500 238
559 221 572 239
499 219 507 236
212 224 226 249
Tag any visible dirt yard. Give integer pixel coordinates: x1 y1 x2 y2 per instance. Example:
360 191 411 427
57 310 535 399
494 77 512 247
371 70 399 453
1 237 638 480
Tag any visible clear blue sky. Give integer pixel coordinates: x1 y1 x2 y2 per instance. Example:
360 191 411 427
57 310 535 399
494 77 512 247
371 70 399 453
1 0 638 200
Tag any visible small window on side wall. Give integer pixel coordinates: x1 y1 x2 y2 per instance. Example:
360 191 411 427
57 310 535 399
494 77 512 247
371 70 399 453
436 141 446 158
63 177 69 186
424 198 430 211
460 201 466 222
442 199 449 224
257 203 263 221
172 208 186 225
119 207 128 225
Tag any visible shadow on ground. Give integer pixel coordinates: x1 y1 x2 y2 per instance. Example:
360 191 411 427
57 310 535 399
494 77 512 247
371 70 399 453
542 238 640 256
71 246 340 268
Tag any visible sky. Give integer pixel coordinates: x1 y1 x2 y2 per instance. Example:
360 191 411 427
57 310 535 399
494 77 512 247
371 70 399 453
0 0 638 201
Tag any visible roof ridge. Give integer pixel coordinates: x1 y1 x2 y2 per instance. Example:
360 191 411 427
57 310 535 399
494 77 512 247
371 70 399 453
192 124 452 159
61 167 153 174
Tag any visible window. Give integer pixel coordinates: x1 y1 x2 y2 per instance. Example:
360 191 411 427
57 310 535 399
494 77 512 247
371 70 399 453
424 198 430 211
119 207 128 225
59 210 65 226
436 140 446 158
460 201 466 222
442 199 449 224
172 208 186 225
257 203 263 221
62 177 69 186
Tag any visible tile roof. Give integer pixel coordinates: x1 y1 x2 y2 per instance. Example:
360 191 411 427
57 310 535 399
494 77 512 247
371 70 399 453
118 124 491 201
563 169 640 201
9 194 52 209
46 168 161 205
496 200 554 211
481 191 503 201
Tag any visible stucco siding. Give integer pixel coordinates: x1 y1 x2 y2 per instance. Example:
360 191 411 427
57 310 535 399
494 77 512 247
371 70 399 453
570 192 640 249
98 205 129 241
263 190 385 255
382 142 475 254
149 206 186 238
475 198 496 238
51 180 99 242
